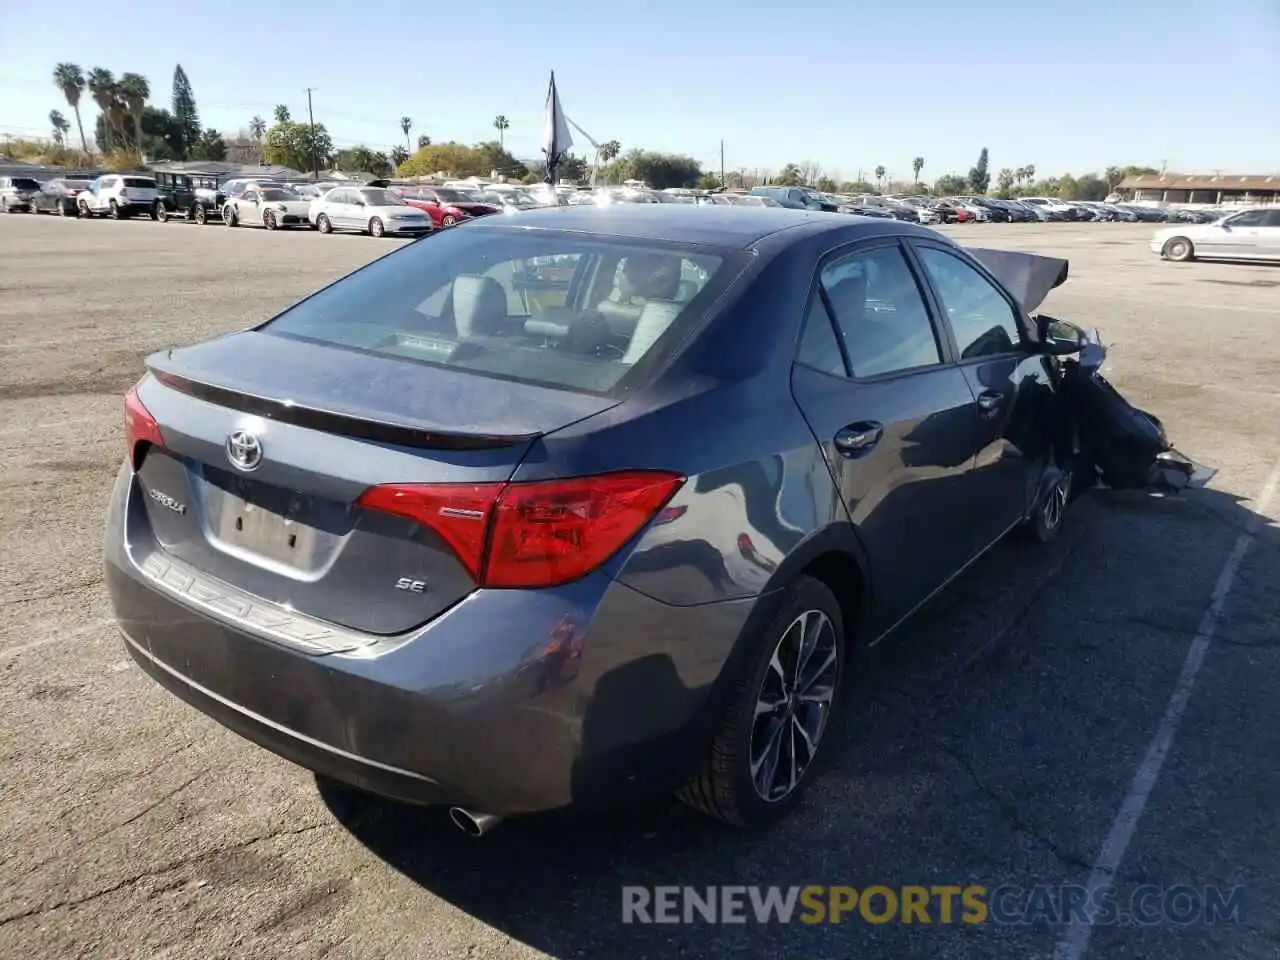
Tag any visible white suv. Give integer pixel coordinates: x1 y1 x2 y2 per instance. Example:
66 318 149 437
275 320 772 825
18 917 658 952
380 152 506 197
77 174 159 219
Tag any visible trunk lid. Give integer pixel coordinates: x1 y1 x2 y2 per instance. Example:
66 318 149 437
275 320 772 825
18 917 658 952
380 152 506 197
131 332 617 637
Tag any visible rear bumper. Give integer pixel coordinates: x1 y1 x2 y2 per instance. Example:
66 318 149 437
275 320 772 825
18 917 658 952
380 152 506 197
104 465 753 815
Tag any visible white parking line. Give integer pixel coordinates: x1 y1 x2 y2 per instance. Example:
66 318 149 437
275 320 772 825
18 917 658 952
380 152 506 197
1054 458 1280 960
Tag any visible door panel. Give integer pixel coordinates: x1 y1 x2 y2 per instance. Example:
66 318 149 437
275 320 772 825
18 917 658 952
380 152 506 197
912 242 1063 551
791 241 981 633
792 364 978 633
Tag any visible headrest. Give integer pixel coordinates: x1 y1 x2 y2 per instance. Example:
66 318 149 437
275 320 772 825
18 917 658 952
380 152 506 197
451 274 508 338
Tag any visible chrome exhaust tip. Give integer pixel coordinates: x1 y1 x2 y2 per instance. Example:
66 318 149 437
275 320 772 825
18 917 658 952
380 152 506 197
449 806 502 837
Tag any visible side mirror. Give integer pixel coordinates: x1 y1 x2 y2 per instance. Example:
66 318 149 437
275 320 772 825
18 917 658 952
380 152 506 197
1036 315 1085 356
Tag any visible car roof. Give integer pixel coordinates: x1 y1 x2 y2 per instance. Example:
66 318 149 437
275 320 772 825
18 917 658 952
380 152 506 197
467 204 924 250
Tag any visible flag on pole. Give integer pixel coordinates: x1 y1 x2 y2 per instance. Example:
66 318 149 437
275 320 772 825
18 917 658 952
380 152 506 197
540 71 574 185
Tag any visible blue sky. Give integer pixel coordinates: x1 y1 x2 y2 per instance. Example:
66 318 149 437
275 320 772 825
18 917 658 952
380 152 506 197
1 0 1276 180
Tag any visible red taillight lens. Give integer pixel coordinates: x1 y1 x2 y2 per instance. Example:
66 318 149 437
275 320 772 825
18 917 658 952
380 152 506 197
356 470 684 589
123 383 165 467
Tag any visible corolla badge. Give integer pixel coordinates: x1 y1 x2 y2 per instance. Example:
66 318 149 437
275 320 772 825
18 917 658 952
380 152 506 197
226 430 263 472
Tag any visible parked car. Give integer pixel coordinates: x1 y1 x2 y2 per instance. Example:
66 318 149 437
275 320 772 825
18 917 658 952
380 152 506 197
1151 207 1280 263
0 176 43 212
224 186 314 230
749 186 840 212
415 187 505 218
152 171 213 223
77 174 159 219
1019 197 1075 221
107 205 1145 835
29 178 91 216
391 187 472 227
309 186 433 237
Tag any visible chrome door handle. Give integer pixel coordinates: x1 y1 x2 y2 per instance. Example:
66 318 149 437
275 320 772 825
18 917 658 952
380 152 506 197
976 390 1004 416
833 422 883 457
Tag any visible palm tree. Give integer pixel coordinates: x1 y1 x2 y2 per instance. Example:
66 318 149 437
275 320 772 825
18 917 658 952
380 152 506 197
250 115 266 140
874 165 886 190
399 116 412 151
118 73 150 160
492 114 509 149
599 140 621 163
49 110 69 145
1024 164 1035 185
87 68 117 151
274 104 290 124
52 63 88 153
911 156 924 184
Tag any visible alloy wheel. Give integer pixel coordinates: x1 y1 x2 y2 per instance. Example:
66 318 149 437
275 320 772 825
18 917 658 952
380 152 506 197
1043 471 1071 532
749 609 839 803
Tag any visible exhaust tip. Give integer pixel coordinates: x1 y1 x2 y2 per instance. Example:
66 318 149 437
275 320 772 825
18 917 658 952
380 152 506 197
449 806 502 837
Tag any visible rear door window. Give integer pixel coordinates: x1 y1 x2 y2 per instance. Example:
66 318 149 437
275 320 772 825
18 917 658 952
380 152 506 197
124 177 156 188
915 246 1023 360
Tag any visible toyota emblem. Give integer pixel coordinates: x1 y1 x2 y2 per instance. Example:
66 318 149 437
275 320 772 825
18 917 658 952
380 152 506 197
226 430 263 472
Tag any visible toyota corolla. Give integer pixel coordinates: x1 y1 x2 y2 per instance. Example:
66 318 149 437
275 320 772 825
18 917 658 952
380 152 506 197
106 205 1091 835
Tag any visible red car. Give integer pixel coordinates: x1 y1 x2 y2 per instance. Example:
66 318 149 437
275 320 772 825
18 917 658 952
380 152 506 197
390 189 471 228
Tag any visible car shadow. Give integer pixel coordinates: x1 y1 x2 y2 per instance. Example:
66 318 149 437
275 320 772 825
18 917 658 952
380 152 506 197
318 480 1275 958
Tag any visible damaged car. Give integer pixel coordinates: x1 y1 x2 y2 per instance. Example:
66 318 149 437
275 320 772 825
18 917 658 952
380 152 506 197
104 206 1210 835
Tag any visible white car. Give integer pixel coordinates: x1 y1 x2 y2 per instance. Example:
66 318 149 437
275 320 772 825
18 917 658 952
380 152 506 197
309 186 433 237
223 186 313 230
0 176 42 212
1151 207 1280 263
77 174 159 219
1021 196 1075 218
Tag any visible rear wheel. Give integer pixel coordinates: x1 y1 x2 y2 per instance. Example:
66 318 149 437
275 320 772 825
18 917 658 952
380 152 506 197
317 213 332 234
223 205 238 227
193 204 207 225
442 214 457 227
678 575 845 827
77 199 90 218
1163 237 1194 262
369 217 385 238
108 199 121 219
155 203 168 222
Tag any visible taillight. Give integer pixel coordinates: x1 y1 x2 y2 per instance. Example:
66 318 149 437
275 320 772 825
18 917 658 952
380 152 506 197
356 470 684 589
123 383 165 468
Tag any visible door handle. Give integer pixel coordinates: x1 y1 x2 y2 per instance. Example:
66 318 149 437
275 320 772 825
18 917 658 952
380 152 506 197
976 390 1004 417
833 422 883 457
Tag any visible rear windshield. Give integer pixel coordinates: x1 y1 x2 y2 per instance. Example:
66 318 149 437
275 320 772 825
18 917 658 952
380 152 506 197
13 179 41 190
124 177 156 188
263 227 741 396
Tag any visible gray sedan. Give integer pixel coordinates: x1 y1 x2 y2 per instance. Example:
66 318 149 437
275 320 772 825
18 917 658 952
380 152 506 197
107 206 1100 836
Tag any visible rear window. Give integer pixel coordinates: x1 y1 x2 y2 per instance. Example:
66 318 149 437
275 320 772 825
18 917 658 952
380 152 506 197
263 227 742 396
13 178 41 190
125 177 156 188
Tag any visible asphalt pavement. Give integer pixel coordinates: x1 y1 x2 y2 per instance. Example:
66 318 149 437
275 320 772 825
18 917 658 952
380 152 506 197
1 214 1278 960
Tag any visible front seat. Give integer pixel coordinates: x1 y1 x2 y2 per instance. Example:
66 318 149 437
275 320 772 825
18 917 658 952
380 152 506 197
450 274 509 338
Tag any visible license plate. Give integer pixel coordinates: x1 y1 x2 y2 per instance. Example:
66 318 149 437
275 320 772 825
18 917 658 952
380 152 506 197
215 495 320 569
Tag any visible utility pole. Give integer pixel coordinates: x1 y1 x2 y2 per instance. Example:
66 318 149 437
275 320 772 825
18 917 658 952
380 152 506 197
305 87 318 177
720 139 725 188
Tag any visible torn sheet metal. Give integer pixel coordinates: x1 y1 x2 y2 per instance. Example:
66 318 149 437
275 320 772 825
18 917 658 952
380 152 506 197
967 248 1070 315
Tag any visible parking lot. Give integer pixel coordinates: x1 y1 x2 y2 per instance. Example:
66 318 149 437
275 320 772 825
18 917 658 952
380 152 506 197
2 215 1279 960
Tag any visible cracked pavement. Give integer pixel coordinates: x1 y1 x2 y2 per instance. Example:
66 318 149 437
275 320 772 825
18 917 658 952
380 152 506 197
1 217 1278 959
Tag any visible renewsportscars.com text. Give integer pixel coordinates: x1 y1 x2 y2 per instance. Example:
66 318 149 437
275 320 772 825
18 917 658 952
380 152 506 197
621 884 1246 926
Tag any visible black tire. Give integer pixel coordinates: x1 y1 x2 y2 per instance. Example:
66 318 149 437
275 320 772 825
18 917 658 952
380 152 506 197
28 201 40 215
108 199 121 220
155 203 167 223
77 199 90 218
317 213 332 234
223 205 237 227
193 204 207 225
369 217 385 238
263 210 277 230
678 575 846 827
442 214 457 227
1162 237 1194 262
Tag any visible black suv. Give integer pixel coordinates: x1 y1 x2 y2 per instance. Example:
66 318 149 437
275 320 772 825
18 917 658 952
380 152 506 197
153 171 224 224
